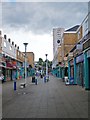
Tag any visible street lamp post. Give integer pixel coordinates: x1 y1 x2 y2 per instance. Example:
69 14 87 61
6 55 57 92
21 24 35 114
23 43 28 86
45 54 48 81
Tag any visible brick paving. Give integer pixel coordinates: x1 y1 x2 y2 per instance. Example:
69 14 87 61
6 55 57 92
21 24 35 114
2 75 89 118
0 83 2 120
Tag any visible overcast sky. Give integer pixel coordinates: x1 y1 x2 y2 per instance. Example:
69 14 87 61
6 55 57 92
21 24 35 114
1 1 88 61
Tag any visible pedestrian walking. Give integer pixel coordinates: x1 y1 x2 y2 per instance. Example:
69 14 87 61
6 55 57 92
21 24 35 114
0 73 4 83
35 71 39 85
12 70 17 90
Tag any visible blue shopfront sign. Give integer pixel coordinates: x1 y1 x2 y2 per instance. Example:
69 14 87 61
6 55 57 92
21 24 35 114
87 49 90 58
76 54 84 63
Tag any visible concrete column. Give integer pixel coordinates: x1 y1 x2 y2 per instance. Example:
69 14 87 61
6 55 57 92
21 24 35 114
74 57 77 84
16 70 17 79
4 69 6 82
59 66 61 78
68 61 70 80
62 68 64 79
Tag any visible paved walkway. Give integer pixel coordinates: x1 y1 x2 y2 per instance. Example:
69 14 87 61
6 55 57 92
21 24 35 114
0 83 2 120
2 75 89 118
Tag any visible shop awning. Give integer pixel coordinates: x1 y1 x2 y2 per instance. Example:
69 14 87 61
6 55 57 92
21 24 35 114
6 62 17 69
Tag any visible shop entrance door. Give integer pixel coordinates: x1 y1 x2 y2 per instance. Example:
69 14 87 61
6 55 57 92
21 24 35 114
70 66 74 78
76 62 84 87
80 62 84 87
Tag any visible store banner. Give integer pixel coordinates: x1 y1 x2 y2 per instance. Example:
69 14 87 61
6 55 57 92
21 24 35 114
76 44 83 51
76 54 84 63
6 62 13 68
6 61 16 69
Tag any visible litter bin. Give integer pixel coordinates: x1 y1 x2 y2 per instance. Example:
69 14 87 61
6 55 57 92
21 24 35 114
65 77 69 85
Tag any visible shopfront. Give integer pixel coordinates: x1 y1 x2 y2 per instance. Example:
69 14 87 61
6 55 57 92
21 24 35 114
86 49 90 88
0 62 6 82
17 61 23 79
6 62 13 81
6 68 12 81
83 49 90 90
76 54 84 87
83 34 90 89
88 57 90 88
1 55 6 82
70 59 74 79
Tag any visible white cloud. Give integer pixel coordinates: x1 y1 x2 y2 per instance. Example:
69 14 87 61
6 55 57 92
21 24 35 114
2 28 53 61
2 0 89 2
2 2 88 33
1 2 88 61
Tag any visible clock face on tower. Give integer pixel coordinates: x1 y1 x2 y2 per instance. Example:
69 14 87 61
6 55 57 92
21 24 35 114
57 40 60 44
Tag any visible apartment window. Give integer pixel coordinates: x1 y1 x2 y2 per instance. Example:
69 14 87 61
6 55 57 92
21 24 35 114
78 31 80 39
18 51 19 56
4 42 6 47
9 46 12 50
85 19 88 31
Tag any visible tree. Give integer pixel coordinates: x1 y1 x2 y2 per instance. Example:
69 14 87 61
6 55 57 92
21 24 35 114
36 58 52 73
38 58 43 66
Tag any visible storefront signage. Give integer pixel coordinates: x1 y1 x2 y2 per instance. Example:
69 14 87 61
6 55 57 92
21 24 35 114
6 61 16 69
76 44 83 50
76 54 84 63
87 49 90 58
12 61 17 65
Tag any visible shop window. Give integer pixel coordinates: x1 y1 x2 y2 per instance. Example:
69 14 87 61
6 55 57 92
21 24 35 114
78 31 80 40
70 66 74 78
65 67 68 76
18 51 19 56
85 19 88 32
4 42 6 47
9 46 12 50
6 69 11 81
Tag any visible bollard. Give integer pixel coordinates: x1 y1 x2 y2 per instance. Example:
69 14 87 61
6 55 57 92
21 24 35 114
14 81 16 91
44 76 46 83
35 79 37 85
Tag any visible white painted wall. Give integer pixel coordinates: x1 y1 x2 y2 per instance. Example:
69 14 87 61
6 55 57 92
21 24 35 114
52 28 64 68
2 36 17 59
88 1 90 32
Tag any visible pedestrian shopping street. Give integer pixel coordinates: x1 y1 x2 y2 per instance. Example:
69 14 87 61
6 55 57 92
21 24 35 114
2 75 89 118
